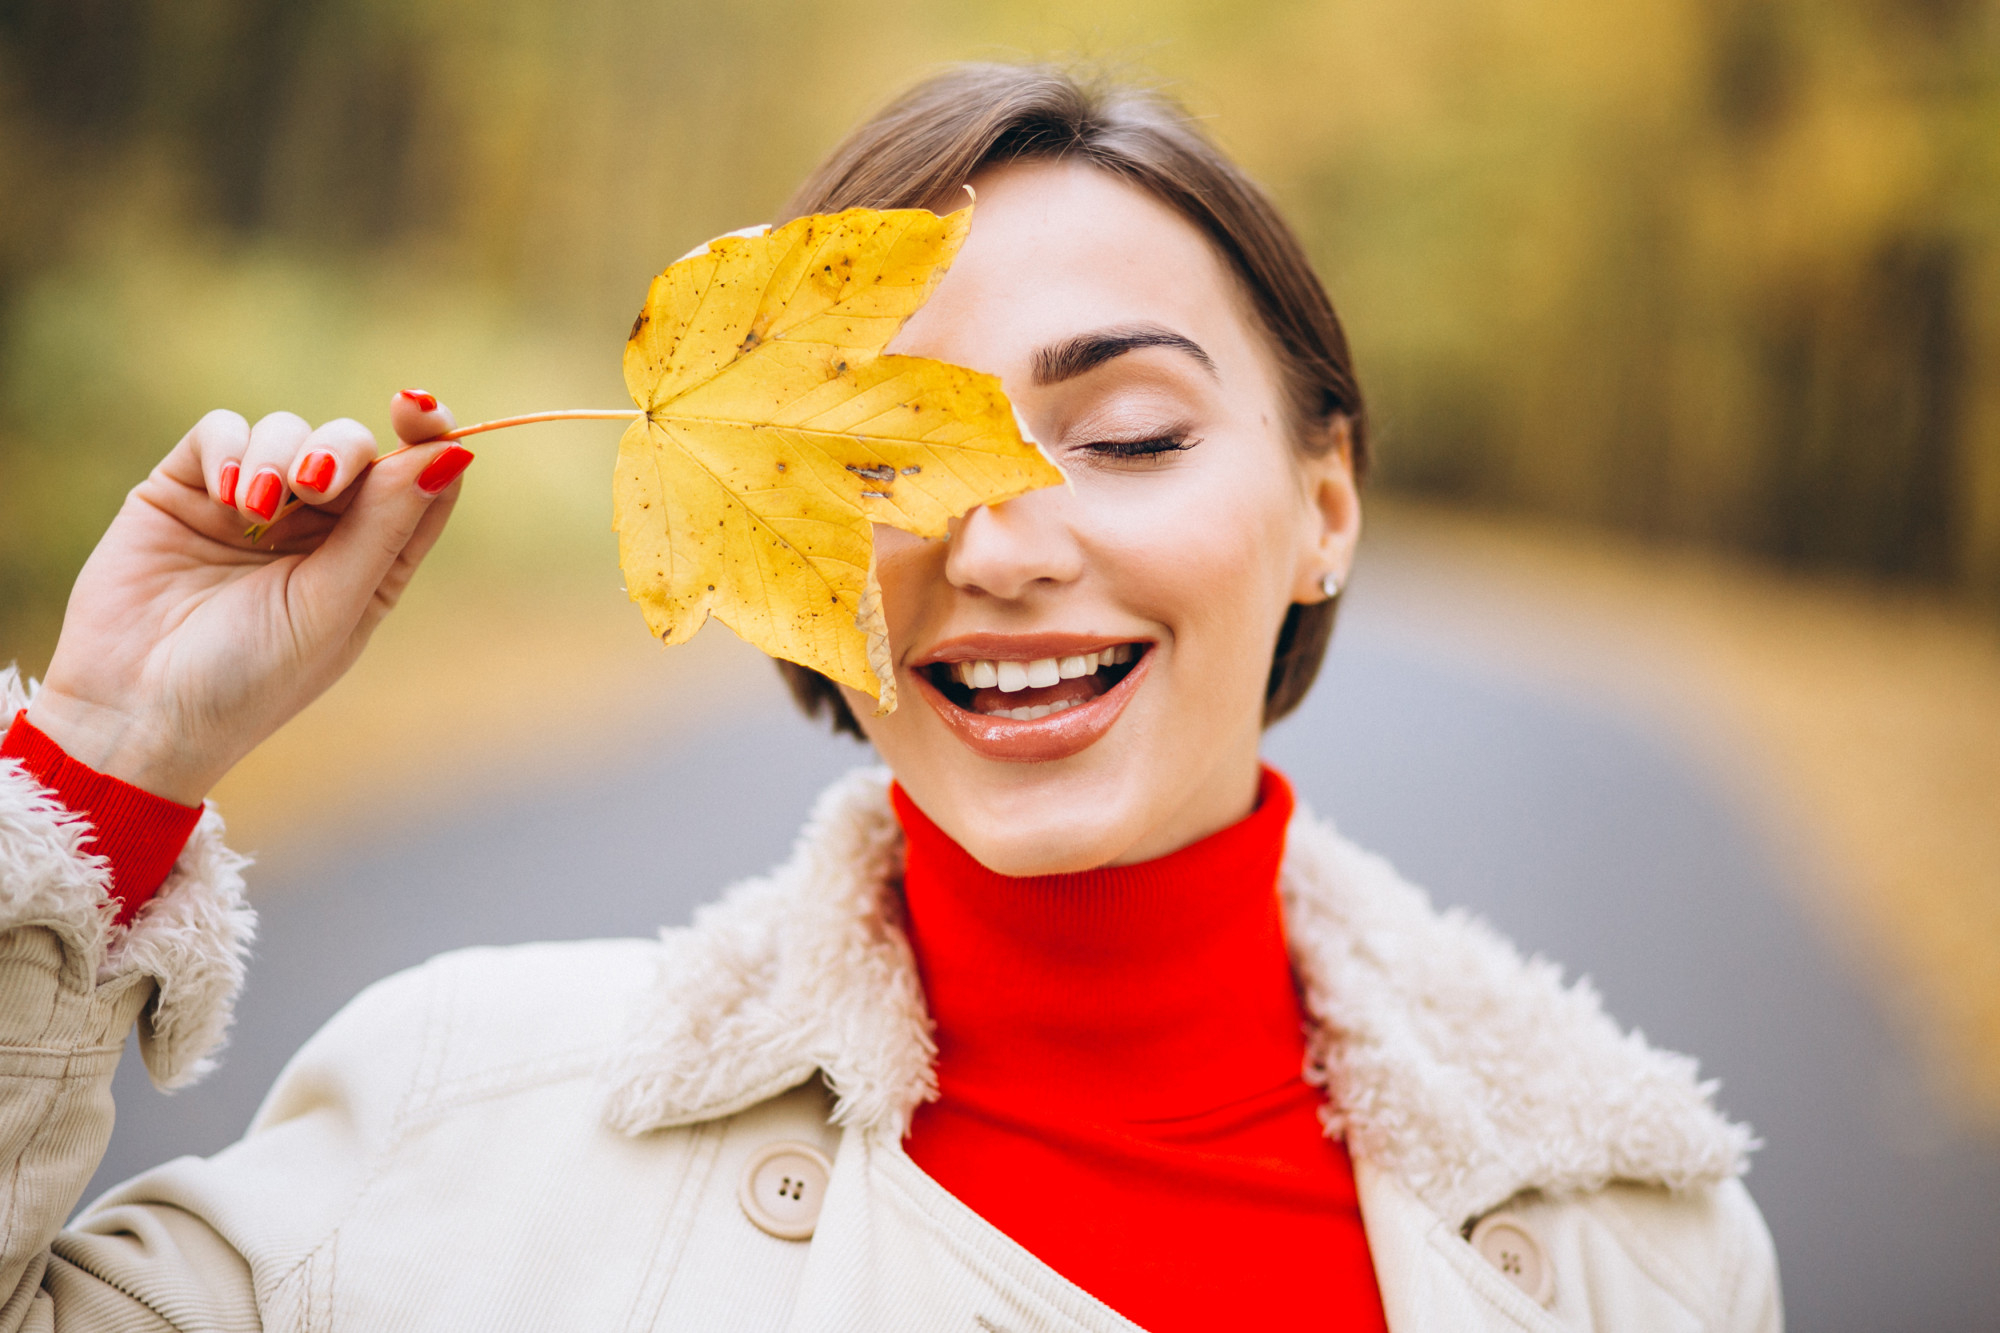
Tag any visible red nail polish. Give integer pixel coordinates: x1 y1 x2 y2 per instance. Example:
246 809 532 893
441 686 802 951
218 461 240 506
416 445 474 494
400 389 439 413
296 451 337 493
244 468 285 521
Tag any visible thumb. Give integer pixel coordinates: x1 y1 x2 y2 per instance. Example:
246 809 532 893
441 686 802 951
288 442 474 632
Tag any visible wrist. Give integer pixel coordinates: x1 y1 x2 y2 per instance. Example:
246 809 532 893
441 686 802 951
23 691 214 806
3 709 206 923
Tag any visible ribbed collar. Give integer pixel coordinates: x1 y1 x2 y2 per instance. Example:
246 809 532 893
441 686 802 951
891 767 1307 1120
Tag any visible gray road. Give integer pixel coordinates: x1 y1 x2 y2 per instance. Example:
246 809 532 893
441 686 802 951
87 623 2000 1330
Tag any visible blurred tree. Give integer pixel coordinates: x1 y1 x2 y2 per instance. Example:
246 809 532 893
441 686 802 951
1 0 1996 669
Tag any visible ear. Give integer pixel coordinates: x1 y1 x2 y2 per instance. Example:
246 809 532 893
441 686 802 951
1289 415 1362 604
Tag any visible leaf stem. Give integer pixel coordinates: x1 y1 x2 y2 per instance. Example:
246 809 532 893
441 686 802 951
438 408 642 440
244 407 642 542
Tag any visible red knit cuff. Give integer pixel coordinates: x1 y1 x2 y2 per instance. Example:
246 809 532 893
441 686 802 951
2 709 203 925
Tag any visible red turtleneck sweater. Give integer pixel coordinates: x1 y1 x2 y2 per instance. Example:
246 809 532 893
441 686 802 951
894 769 1387 1332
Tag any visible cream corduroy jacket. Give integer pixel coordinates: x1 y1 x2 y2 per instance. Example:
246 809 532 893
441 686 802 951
0 667 1779 1331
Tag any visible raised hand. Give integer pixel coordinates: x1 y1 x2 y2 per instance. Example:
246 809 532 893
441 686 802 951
24 391 473 804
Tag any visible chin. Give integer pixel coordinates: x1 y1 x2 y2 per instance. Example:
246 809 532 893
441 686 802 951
889 706 1177 874
933 781 1149 876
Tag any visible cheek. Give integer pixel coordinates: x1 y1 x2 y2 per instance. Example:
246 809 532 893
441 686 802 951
851 527 944 749
1084 454 1303 648
869 526 943 630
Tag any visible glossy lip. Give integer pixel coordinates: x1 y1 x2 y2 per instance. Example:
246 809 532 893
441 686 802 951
914 639 1154 763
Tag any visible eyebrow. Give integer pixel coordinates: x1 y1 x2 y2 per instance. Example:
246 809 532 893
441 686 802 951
1031 323 1218 386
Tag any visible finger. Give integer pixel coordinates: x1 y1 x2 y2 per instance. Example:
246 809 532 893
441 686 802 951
238 411 312 524
390 389 457 445
288 440 474 635
402 471 460 568
287 418 379 506
365 470 463 623
160 409 251 507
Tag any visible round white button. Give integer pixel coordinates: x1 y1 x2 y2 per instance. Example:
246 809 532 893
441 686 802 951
738 1141 832 1241
1469 1213 1554 1306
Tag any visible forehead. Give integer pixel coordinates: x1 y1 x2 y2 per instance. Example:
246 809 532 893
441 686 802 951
891 159 1256 374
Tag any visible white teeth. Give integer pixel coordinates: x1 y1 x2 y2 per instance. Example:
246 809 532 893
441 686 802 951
990 698 1080 721
945 645 1140 693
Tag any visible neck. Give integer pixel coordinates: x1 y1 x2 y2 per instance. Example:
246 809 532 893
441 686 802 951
892 768 1307 1120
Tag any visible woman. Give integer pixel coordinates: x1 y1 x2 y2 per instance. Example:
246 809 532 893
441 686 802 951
0 65 1778 1330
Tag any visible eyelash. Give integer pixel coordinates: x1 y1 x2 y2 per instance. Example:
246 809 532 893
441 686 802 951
1080 433 1196 460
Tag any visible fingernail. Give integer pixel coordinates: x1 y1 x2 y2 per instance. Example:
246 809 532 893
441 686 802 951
416 445 474 495
400 388 439 413
218 461 240 506
244 468 285 521
296 451 337 493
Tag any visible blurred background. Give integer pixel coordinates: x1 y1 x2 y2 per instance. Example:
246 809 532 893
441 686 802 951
3 0 1999 1326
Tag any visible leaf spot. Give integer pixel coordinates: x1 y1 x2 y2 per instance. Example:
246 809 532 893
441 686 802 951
846 463 896 482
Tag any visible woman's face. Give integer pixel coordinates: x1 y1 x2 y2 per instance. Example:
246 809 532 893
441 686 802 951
848 159 1359 874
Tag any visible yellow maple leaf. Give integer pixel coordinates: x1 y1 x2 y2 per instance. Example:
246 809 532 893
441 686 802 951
613 204 1063 712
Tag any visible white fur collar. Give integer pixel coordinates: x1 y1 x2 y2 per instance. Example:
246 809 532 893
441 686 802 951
603 767 1752 1224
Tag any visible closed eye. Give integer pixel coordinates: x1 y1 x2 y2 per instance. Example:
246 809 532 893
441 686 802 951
1080 434 1197 460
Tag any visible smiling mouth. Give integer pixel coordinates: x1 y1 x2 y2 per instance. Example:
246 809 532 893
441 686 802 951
924 643 1146 720
914 641 1153 763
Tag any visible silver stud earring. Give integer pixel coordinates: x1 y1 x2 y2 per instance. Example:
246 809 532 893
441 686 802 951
1320 570 1343 599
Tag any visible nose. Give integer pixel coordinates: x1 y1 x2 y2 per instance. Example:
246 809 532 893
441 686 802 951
943 488 1083 601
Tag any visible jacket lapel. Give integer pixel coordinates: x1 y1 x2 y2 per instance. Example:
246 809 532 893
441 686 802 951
1281 807 1752 1226
605 768 935 1139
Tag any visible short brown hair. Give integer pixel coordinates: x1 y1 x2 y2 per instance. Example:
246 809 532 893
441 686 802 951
774 63 1368 739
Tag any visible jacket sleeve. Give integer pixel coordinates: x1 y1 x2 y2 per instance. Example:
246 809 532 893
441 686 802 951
1715 1176 1783 1333
0 668 260 1331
